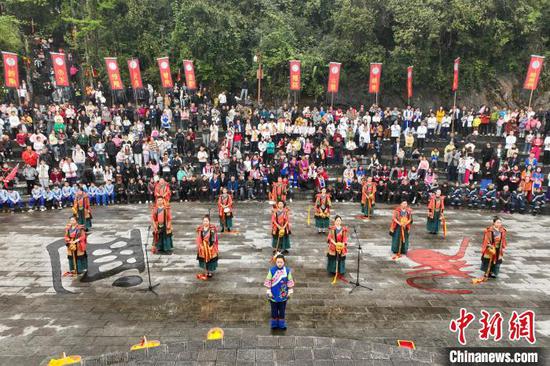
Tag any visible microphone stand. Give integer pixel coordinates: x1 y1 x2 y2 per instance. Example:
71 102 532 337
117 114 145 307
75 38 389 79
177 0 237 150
139 225 160 295
349 226 373 293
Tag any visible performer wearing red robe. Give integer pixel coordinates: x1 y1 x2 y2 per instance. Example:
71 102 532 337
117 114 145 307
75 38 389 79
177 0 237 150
327 215 348 278
271 201 291 254
360 177 377 217
72 187 92 231
154 178 172 202
427 189 445 236
196 215 219 280
218 187 233 232
151 197 173 254
480 216 507 279
271 177 287 204
64 216 88 275
389 201 413 258
314 187 331 233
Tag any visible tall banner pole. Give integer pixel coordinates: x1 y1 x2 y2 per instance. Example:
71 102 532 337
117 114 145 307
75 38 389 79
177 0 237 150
451 57 460 135
451 91 457 135
331 92 334 108
528 89 534 110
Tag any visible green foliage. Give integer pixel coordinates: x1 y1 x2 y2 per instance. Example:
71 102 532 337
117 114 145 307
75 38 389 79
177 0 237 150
2 0 548 100
0 15 23 51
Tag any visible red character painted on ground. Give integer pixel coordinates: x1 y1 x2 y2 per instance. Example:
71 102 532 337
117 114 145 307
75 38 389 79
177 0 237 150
449 308 476 345
478 310 503 341
405 238 473 294
508 310 536 344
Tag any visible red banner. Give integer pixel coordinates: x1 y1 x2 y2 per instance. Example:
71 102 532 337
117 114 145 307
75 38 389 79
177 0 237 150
105 57 123 90
369 63 382 94
157 57 173 88
182 60 197 90
289 60 301 91
127 59 143 89
327 62 341 93
407 66 413 99
523 55 545 90
452 57 460 92
50 52 69 87
2 52 19 88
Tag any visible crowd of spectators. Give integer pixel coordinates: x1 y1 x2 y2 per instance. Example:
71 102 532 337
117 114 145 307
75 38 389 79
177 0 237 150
0 37 549 215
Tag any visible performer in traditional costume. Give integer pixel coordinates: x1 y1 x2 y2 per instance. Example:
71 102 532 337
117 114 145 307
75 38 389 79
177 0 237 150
218 187 233 232
426 189 445 236
154 177 172 202
480 216 507 279
72 186 92 231
360 176 377 218
327 215 348 280
314 187 331 233
151 197 173 254
264 254 294 330
389 201 413 258
196 215 219 280
64 216 88 275
270 177 287 205
271 201 291 254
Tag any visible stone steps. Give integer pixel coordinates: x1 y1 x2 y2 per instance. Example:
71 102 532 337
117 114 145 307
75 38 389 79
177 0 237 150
60 335 438 366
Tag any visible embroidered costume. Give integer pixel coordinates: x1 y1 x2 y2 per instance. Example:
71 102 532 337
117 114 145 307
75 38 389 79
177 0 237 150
264 265 294 329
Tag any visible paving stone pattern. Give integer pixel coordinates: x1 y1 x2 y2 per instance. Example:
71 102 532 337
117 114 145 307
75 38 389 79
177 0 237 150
79 335 437 366
0 201 548 366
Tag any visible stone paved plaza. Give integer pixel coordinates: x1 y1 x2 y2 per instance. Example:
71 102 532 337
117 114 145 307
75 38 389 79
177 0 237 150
0 201 548 365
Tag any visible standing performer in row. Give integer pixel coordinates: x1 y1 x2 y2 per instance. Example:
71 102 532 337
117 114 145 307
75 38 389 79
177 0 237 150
271 201 291 255
196 215 219 280
64 216 88 276
360 176 377 218
151 197 174 254
218 187 234 232
264 254 294 330
480 216 507 280
271 177 288 205
314 187 331 234
72 186 92 232
427 189 445 236
390 201 413 259
327 215 348 282
154 177 171 202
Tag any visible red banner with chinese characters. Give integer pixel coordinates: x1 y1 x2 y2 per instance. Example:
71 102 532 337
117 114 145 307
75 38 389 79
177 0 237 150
327 62 341 93
452 57 460 92
157 57 173 88
127 59 143 89
407 66 413 99
183 60 197 90
50 52 69 87
2 52 19 88
523 55 545 90
369 63 382 94
289 60 301 91
105 57 123 90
